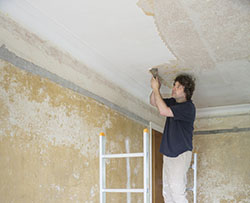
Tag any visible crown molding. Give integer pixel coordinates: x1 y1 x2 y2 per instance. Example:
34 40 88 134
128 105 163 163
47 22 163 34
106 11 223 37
196 104 250 118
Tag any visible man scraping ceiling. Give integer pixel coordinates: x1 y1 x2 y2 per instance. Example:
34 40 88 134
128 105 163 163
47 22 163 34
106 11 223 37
150 71 196 203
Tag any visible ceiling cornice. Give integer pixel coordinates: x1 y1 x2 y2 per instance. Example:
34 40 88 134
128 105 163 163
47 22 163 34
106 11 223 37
196 104 250 118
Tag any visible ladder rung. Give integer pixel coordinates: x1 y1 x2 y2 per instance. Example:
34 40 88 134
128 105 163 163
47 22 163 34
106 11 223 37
189 163 197 170
102 153 144 159
102 188 144 193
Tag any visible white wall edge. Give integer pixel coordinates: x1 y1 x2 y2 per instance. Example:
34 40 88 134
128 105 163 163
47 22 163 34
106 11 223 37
196 104 250 118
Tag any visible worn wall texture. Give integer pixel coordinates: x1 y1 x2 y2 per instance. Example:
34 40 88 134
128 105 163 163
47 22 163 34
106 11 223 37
187 114 250 202
0 60 145 202
1 58 250 203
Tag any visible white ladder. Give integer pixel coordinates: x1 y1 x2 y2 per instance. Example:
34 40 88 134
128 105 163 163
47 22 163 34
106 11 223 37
186 153 197 203
99 129 150 203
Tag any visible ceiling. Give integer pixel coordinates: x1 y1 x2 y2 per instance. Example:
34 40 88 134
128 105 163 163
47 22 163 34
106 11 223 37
1 0 250 109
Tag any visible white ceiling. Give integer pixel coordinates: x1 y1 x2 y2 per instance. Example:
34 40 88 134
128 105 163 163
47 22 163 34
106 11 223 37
1 0 250 109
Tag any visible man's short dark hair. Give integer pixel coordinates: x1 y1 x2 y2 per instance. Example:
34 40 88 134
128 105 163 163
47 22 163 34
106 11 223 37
174 74 195 100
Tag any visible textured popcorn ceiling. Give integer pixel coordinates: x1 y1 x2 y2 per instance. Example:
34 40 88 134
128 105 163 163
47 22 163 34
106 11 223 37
1 0 250 108
137 0 250 107
139 0 250 66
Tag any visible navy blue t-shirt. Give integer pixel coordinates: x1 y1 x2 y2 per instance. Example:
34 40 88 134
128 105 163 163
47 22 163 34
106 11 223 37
160 98 196 157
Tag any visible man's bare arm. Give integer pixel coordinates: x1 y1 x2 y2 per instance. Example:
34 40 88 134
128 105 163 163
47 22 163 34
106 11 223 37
153 88 173 117
151 77 174 117
150 91 156 106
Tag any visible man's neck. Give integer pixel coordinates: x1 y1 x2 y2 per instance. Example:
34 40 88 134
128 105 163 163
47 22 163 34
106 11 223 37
175 97 187 103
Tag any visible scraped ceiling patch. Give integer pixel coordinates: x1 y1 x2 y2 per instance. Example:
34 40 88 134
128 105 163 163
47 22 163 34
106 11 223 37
151 61 192 88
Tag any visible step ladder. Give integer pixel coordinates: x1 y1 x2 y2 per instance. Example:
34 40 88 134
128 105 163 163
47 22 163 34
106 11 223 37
99 129 150 203
186 153 197 203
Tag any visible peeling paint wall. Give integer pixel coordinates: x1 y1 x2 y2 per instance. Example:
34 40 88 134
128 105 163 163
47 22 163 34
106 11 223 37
187 114 250 202
0 60 145 202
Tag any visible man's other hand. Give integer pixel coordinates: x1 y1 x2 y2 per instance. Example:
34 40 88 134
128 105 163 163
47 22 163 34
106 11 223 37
151 76 161 90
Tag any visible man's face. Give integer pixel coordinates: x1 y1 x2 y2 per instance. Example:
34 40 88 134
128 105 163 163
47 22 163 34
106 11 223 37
171 81 186 101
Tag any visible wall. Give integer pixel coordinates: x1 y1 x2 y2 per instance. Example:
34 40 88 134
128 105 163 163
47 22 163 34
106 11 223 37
0 12 165 128
187 114 250 202
0 60 145 202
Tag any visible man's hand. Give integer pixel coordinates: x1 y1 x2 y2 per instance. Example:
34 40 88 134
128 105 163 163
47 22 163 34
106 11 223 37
151 76 161 90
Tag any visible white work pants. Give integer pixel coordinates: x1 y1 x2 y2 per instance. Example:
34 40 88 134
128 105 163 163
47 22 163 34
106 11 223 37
162 151 192 203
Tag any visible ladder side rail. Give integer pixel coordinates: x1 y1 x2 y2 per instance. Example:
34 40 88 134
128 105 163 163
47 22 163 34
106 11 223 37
100 133 106 203
143 129 149 203
193 153 197 203
186 152 198 203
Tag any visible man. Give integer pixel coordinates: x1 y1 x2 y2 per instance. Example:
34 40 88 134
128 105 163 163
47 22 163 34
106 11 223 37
150 73 196 203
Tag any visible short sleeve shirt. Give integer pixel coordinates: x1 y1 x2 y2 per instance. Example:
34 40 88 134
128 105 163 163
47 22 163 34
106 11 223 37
159 98 196 157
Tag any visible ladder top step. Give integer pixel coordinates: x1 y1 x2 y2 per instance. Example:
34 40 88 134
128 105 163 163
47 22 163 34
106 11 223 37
102 153 144 158
102 188 145 193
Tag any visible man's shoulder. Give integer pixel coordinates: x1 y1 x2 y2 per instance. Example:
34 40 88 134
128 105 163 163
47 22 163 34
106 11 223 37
173 100 196 114
163 97 176 106
182 100 196 112
187 100 196 109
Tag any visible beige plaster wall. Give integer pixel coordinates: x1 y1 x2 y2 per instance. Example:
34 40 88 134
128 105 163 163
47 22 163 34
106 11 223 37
0 60 145 202
187 114 250 202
